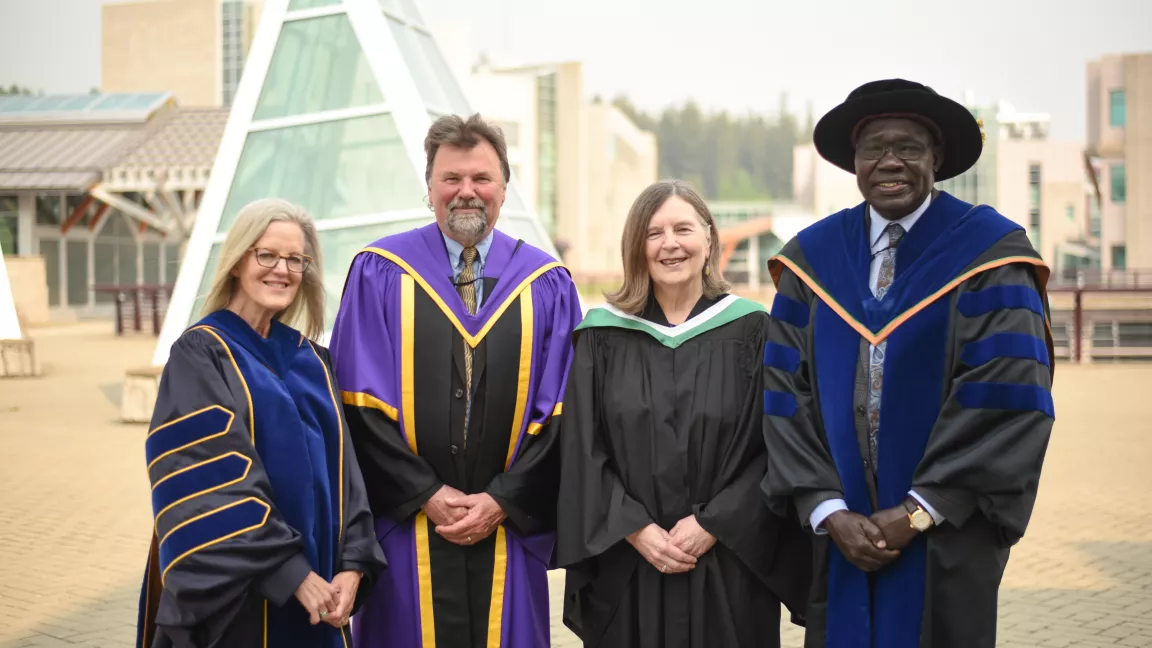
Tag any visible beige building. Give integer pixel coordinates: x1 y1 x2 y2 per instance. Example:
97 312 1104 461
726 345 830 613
1087 52 1152 271
102 0 264 107
463 60 657 280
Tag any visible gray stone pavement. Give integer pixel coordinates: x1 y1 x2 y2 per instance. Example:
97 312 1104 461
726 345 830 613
0 322 1149 648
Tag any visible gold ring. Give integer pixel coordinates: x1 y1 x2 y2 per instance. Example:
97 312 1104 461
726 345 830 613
661 565 668 573
320 611 328 619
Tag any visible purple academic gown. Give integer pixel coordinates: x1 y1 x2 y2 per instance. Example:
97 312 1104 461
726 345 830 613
329 224 581 648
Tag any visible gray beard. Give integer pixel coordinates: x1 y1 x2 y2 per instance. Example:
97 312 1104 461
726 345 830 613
446 210 488 245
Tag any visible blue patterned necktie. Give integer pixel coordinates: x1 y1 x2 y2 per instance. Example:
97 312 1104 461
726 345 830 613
866 222 906 472
457 247 478 445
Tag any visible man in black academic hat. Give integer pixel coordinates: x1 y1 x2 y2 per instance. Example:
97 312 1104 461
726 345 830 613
759 79 1056 648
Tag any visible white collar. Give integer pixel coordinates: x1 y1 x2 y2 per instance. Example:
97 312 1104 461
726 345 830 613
868 194 931 249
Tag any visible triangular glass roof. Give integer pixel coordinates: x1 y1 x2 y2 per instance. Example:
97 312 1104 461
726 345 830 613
153 0 553 365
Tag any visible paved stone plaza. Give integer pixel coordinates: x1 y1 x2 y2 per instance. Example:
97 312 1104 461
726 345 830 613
1 322 1150 648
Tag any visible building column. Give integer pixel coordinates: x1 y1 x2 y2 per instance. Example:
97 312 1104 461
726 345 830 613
17 192 34 255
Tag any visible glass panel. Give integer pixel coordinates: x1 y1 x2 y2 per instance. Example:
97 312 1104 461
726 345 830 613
143 243 161 284
165 244 182 284
94 241 116 303
415 31 469 114
395 0 424 25
189 244 222 325
317 220 429 328
218 113 424 231
254 14 383 120
65 194 94 229
0 216 15 254
0 196 17 254
119 237 138 285
66 240 89 306
1110 89 1126 128
1110 164 1126 203
387 20 469 114
36 195 61 226
1112 245 1126 270
288 0 339 9
40 239 60 307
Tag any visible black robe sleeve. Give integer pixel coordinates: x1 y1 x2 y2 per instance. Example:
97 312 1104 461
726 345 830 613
312 344 388 611
912 261 1054 543
762 263 846 527
147 330 310 636
484 269 581 536
555 328 654 568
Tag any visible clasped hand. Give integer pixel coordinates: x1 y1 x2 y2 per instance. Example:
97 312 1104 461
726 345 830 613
424 485 506 546
293 569 362 627
824 504 921 573
626 515 716 575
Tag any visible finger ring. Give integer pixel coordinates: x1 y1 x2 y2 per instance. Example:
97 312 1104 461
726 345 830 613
661 564 668 573
320 611 328 619
467 536 472 543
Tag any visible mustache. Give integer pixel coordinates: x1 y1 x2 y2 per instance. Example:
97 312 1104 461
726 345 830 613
448 198 486 213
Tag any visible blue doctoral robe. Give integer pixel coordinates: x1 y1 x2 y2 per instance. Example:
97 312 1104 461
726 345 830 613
136 309 386 648
761 192 1055 648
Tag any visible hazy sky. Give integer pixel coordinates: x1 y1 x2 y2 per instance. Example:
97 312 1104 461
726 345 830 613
1 0 1149 140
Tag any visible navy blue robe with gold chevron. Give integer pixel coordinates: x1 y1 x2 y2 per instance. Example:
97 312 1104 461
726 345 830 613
136 309 386 648
760 192 1055 648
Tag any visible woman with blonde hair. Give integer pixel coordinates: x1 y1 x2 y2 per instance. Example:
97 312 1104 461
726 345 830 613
136 198 385 648
556 180 811 647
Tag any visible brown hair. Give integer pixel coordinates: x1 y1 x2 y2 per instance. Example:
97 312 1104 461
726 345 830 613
606 179 730 314
424 113 511 185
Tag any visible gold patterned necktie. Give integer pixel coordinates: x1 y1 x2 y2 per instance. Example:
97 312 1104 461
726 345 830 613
457 247 478 444
866 223 905 472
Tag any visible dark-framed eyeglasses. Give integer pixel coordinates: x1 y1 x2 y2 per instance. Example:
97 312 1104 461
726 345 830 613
856 140 929 161
248 247 311 273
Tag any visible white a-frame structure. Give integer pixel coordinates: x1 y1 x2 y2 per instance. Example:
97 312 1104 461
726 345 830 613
153 0 554 365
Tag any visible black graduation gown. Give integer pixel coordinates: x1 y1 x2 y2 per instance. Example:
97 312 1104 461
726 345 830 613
556 294 812 648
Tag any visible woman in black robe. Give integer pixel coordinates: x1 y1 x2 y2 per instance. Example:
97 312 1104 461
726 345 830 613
556 180 811 648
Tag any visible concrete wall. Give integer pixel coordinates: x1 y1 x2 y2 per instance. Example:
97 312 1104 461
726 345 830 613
997 139 1088 264
102 0 220 106
584 103 658 277
1124 54 1152 269
4 256 49 326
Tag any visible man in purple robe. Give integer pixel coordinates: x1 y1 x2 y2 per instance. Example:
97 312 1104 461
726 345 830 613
329 113 581 648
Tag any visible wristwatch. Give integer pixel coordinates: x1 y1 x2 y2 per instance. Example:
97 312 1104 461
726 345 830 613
903 498 934 532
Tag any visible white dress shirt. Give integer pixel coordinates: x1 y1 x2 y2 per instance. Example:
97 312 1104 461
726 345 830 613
809 195 945 533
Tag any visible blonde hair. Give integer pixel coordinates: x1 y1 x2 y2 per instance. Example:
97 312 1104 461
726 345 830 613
200 198 325 340
606 179 730 314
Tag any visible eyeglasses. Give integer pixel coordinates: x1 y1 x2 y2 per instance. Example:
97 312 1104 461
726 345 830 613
248 247 311 273
856 140 929 161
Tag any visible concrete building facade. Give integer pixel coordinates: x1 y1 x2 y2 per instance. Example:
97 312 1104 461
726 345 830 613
102 0 264 107
1087 52 1152 271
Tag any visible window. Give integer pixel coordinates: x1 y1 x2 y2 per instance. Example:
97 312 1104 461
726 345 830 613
36 194 61 226
1067 204 1075 222
1089 196 1102 238
1028 163 1041 208
1110 164 1126 203
1112 245 1127 270
1109 89 1126 128
1029 208 1041 229
0 195 17 254
254 14 384 120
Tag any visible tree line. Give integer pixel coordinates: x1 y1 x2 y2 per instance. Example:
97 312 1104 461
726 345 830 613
608 94 812 203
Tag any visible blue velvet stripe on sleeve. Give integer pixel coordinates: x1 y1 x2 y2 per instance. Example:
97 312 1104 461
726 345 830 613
145 405 235 468
960 332 1050 368
763 342 801 373
955 382 1055 418
157 498 271 581
151 452 253 523
764 390 799 417
771 292 811 329
956 285 1044 319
